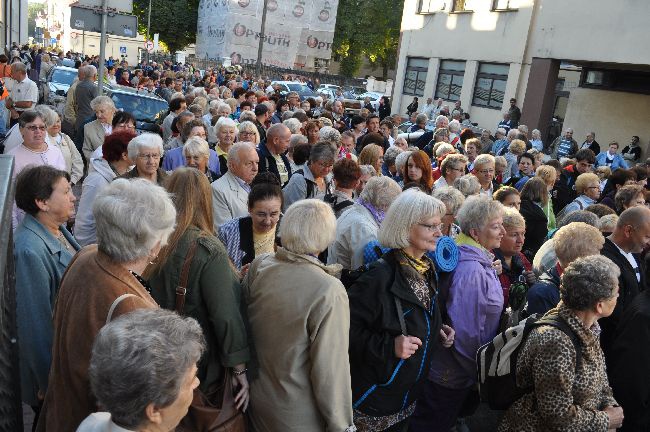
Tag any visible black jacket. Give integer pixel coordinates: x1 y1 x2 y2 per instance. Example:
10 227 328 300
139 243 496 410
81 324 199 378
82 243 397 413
526 264 561 315
378 104 391 121
551 165 580 214
257 140 293 186
348 250 442 416
581 140 600 155
609 290 650 431
519 199 548 261
600 238 646 362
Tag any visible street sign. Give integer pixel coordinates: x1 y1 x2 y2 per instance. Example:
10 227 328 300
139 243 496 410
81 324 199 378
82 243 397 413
70 6 138 38
119 46 127 54
153 33 159 51
74 0 133 14
145 40 154 52
50 38 57 44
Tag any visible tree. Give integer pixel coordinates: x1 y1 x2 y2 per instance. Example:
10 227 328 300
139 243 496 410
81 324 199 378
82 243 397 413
28 2 46 39
333 0 404 79
132 0 198 53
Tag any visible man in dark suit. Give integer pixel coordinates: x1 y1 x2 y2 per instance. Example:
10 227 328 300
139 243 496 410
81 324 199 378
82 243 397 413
600 206 650 364
580 131 600 155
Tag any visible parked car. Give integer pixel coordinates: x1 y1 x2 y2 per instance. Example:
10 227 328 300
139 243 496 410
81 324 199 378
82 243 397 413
342 85 367 99
43 66 78 115
356 91 384 112
265 81 316 100
108 85 168 135
317 83 342 92
317 88 362 115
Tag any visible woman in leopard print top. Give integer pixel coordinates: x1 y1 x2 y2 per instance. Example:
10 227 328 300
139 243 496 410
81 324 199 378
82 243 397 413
499 255 624 431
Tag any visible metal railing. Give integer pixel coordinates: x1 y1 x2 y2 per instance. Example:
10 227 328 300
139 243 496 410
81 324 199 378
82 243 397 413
0 155 21 431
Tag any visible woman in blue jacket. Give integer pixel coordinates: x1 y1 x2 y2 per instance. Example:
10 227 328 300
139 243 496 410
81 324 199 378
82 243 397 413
595 141 628 170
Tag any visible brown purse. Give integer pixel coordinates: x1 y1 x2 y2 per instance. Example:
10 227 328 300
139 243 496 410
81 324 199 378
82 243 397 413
175 241 247 432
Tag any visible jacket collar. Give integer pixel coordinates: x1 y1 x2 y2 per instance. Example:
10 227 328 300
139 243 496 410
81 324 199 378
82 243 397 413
92 245 152 294
455 232 485 251
275 247 342 277
21 213 79 255
258 140 272 157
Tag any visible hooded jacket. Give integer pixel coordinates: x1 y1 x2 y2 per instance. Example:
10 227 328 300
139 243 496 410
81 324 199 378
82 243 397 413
75 157 117 246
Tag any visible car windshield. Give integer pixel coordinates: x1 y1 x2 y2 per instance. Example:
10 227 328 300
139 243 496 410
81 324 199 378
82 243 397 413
287 83 311 93
51 69 76 86
111 93 168 122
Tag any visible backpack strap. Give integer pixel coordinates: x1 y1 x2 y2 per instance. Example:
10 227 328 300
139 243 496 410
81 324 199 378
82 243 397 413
394 296 408 336
106 293 136 325
175 241 199 315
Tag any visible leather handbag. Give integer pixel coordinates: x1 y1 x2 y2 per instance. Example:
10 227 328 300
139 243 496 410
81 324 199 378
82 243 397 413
175 241 247 432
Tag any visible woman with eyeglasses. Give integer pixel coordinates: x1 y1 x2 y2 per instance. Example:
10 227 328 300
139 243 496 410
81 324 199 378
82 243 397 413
219 172 282 272
238 120 261 145
282 142 335 210
411 195 505 432
557 173 601 218
349 190 454 432
116 133 168 185
434 153 467 189
472 154 498 196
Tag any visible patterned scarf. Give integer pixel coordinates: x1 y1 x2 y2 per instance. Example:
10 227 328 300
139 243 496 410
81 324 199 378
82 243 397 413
357 197 386 224
397 249 431 275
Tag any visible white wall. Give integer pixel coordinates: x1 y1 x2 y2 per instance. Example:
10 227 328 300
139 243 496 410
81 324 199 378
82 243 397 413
68 32 145 63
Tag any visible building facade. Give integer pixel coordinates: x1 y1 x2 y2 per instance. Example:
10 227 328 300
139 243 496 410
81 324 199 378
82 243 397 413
2 0 28 50
393 0 650 156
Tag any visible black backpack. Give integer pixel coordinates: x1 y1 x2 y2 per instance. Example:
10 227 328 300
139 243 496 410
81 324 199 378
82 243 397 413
323 192 353 215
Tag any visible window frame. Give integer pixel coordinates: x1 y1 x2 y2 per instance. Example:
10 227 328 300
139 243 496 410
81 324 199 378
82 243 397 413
471 62 509 110
451 0 473 13
403 57 429 97
491 0 518 12
417 0 442 15
434 60 466 102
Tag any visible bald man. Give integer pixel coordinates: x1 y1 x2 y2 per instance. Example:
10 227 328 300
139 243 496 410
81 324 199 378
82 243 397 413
600 206 650 363
258 124 292 186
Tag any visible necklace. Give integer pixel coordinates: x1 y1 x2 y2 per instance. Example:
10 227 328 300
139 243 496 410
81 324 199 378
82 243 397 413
129 270 152 294
56 231 71 250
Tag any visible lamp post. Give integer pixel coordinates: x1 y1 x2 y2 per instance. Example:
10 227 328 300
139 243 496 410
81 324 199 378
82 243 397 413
146 0 152 63
255 0 268 77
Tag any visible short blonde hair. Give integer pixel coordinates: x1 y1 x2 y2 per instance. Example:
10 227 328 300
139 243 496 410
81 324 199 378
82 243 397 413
473 154 495 170
495 156 507 169
453 174 481 197
536 165 557 185
432 186 465 215
182 136 210 159
441 153 468 177
456 195 504 235
553 222 604 267
508 139 527 155
575 172 600 195
378 189 446 249
280 199 336 255
90 95 116 112
238 121 260 144
502 207 525 229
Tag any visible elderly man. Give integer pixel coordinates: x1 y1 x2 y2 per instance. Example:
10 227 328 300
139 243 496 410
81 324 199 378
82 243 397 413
74 65 99 132
414 114 449 150
409 113 428 133
287 91 301 111
490 127 509 156
580 131 600 155
550 128 578 159
63 67 84 130
421 97 434 120
5 62 38 127
258 123 292 185
497 112 512 134
600 206 650 364
211 142 259 228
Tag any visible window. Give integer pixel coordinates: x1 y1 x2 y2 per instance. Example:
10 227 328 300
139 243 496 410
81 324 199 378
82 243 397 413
417 0 444 14
435 60 465 101
472 63 509 109
492 0 517 11
452 0 472 12
403 58 428 97
580 67 650 95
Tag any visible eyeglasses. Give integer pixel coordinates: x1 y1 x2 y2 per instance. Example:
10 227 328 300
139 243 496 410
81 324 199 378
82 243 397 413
478 169 495 175
25 125 46 132
240 131 256 136
137 153 161 160
418 223 444 233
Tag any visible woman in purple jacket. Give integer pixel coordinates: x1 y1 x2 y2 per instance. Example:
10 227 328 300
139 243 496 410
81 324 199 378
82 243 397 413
410 195 505 432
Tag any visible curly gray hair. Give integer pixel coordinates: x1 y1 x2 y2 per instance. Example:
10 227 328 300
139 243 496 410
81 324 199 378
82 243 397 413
360 176 401 212
560 255 620 311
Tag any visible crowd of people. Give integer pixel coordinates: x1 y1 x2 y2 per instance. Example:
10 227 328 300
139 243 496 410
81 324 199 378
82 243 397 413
3 47 650 432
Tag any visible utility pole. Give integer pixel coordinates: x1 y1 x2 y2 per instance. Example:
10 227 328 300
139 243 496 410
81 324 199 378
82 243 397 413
146 0 152 63
97 0 108 95
255 0 268 77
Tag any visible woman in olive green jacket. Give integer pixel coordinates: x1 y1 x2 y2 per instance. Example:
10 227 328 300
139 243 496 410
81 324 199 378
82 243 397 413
147 167 251 411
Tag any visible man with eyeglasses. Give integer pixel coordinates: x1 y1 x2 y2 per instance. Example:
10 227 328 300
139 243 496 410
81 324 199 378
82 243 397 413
552 148 596 213
599 206 650 370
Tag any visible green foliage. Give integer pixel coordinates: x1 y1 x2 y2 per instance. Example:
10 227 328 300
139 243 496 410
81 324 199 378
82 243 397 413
132 0 199 53
28 2 46 38
333 0 404 79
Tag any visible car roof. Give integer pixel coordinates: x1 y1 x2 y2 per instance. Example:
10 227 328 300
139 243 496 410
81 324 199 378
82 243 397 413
109 85 166 101
51 66 78 73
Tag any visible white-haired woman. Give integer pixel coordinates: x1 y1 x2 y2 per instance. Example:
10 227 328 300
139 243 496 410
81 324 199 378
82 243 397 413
37 104 83 185
215 116 238 175
243 200 356 432
183 136 219 182
283 142 336 210
435 153 467 189
349 190 455 432
500 255 623 431
329 176 402 272
472 153 497 196
453 174 482 197
432 186 465 239
78 309 203 431
36 179 177 431
238 120 260 145
118 133 168 185
412 196 505 432
319 126 342 149
530 129 543 152
82 95 116 160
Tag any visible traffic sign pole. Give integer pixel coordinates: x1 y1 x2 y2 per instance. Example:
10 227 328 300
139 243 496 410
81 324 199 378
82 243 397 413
97 0 108 95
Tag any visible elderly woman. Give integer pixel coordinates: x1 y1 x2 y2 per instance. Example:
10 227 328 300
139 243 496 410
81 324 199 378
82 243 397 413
527 222 605 315
492 208 535 307
75 130 136 246
183 136 219 182
500 255 623 431
78 309 203 431
283 142 335 209
519 177 550 260
243 199 356 431
494 186 521 210
219 172 283 270
82 95 116 160
329 176 402 272
37 105 83 185
358 143 384 175
215 116 238 174
148 168 250 411
435 153 467 189
530 128 543 151
433 186 465 239
350 190 454 432
238 120 260 145
319 125 342 150
36 179 176 431
118 133 168 185
504 139 527 183
382 146 402 179
327 158 362 218
453 174 482 197
14 166 79 420
356 164 379 196
614 184 646 214
305 119 322 144
472 154 497 196
414 196 505 431
559 172 601 217
403 150 434 193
